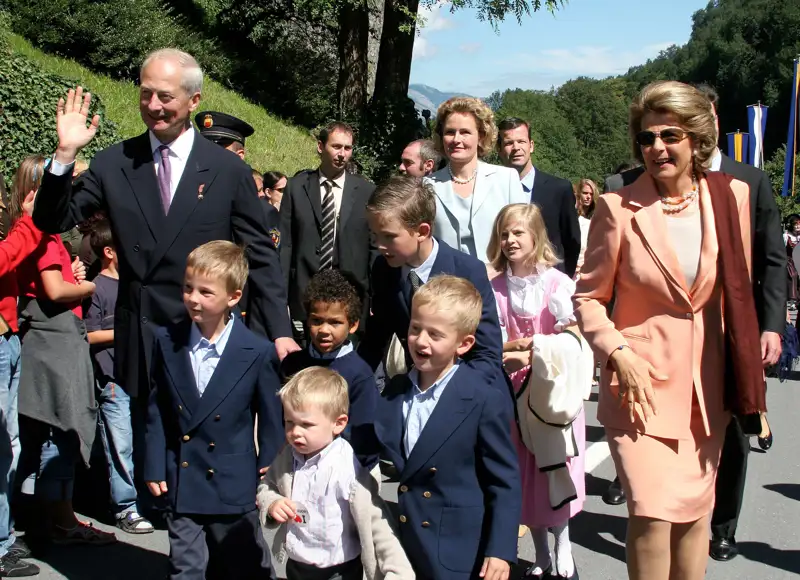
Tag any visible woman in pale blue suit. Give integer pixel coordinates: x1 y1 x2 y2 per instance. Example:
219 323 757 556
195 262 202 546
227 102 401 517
425 97 528 263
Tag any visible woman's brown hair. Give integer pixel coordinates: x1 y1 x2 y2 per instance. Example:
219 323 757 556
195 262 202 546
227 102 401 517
10 156 47 224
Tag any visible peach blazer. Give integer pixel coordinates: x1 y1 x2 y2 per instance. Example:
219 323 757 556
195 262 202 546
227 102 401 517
574 172 751 440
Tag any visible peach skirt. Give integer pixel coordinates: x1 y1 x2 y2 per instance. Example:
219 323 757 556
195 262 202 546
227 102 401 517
607 401 727 523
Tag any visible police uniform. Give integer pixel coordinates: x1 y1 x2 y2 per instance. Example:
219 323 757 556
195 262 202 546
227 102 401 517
194 111 254 148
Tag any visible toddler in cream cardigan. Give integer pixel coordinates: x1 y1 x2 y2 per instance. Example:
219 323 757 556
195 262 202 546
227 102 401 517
257 367 414 580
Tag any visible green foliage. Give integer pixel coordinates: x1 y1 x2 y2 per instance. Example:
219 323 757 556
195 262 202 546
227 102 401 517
0 26 120 181
764 144 800 221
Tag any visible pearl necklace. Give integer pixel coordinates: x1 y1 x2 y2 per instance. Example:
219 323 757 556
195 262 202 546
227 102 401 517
448 165 477 184
660 176 698 215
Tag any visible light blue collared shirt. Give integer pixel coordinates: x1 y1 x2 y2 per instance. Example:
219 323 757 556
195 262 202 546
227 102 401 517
309 341 354 360
520 166 536 195
189 316 234 396
402 362 460 457
401 238 440 286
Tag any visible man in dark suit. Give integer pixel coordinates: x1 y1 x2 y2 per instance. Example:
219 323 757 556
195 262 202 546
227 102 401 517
602 87 785 562
279 121 375 342
497 117 581 277
33 48 299 402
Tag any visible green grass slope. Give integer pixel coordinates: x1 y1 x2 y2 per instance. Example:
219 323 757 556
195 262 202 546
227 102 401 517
7 33 319 174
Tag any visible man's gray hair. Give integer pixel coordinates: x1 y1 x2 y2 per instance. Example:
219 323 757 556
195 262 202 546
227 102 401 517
140 48 204 95
416 139 442 167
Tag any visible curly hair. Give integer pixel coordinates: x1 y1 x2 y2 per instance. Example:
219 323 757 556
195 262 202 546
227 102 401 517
434 97 497 158
629 81 718 172
303 269 363 324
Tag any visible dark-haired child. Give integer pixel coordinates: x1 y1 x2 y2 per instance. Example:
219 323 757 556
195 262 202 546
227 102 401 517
281 269 378 467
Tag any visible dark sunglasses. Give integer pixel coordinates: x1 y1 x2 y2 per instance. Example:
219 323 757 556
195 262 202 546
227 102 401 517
636 128 691 147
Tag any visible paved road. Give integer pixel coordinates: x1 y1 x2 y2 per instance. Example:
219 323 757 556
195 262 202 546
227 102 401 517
26 376 799 579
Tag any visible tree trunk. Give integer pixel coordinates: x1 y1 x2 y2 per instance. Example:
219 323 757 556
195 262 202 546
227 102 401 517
367 0 385 99
371 0 419 106
337 0 371 116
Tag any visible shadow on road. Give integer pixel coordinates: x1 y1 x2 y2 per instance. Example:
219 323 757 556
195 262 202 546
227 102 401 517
738 541 800 575
763 483 800 502
32 541 169 580
570 506 628 564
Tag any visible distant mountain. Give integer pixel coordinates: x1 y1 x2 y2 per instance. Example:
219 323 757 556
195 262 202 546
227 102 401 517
408 84 473 114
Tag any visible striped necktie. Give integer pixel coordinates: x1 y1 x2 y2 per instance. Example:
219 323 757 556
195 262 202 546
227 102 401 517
319 180 336 270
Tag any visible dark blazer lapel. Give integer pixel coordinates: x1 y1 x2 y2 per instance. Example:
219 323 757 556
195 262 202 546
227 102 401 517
304 172 323 228
121 132 167 240
376 377 408 472
400 368 479 481
429 238 456 277
186 320 260 432
161 321 201 418
531 169 550 204
338 177 358 236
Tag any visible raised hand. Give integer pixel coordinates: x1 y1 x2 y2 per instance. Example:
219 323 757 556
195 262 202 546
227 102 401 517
55 86 101 164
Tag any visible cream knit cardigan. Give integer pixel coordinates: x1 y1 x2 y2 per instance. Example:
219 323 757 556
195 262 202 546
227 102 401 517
256 446 415 580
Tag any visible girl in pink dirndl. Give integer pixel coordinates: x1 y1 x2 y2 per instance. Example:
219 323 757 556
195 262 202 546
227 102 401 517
487 204 587 580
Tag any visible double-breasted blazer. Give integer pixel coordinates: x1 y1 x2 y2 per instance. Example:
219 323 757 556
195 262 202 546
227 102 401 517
425 162 528 263
574 173 754 440
33 130 292 396
279 169 375 324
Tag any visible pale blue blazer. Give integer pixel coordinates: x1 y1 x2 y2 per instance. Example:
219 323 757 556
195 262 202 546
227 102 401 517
424 161 527 263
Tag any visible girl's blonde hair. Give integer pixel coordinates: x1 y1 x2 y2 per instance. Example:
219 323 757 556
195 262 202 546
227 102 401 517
10 156 47 224
487 204 560 272
576 178 599 219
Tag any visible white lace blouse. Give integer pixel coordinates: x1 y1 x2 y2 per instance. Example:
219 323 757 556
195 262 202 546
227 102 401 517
500 266 577 342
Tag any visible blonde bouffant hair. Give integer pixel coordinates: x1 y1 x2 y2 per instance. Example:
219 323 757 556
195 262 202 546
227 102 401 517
487 203 561 273
629 81 718 172
434 97 497 158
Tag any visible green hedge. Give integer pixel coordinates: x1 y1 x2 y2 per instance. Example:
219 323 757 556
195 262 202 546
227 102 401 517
0 22 120 181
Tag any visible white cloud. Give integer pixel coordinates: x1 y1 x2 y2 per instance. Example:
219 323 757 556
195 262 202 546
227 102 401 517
418 1 454 32
520 42 675 77
459 42 482 54
413 36 439 60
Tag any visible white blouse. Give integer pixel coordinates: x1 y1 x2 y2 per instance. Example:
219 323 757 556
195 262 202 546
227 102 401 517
503 266 576 332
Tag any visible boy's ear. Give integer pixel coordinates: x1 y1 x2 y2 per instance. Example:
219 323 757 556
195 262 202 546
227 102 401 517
455 333 476 357
417 222 432 239
103 246 114 260
333 413 349 436
348 319 360 335
227 289 243 309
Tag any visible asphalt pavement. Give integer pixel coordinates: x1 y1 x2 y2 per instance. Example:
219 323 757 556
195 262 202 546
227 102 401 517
24 375 800 579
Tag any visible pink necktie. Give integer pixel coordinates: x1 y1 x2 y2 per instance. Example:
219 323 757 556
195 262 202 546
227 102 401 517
157 145 172 214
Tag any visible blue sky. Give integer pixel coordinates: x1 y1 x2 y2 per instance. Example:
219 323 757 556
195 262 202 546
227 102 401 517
409 0 710 97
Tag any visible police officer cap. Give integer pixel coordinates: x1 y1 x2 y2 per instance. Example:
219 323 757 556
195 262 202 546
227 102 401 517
195 111 255 145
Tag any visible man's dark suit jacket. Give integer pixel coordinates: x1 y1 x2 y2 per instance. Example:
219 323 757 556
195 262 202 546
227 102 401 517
530 169 581 277
279 169 375 324
603 155 785 333
33 130 292 397
144 318 284 515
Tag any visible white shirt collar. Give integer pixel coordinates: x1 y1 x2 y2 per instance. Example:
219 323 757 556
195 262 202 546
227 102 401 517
190 315 235 355
507 264 548 289
402 238 439 285
149 128 195 162
520 165 536 192
709 148 722 172
408 361 460 401
292 434 345 468
319 170 346 190
309 341 354 360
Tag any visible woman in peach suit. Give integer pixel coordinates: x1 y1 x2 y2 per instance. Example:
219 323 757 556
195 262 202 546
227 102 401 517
574 81 766 580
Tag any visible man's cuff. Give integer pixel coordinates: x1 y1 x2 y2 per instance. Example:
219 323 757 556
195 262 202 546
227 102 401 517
49 157 74 176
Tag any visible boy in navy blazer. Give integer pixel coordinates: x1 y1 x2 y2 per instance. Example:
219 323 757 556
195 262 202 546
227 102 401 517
360 176 502 384
376 275 521 580
144 241 283 580
280 268 378 467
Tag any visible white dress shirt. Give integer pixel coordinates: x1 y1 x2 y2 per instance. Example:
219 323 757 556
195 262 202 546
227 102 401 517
401 238 439 286
49 130 195 203
189 315 234 397
285 437 361 567
318 170 346 250
402 363 460 457
500 267 576 342
709 148 722 172
520 166 536 195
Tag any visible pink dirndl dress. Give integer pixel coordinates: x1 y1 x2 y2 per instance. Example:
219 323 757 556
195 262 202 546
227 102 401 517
492 268 586 528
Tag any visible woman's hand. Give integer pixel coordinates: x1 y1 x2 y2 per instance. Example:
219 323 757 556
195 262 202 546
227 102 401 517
22 191 36 217
503 350 531 374
503 337 533 353
71 257 86 283
609 347 667 423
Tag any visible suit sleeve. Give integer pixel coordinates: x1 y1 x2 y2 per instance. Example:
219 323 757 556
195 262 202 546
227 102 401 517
477 386 521 563
573 194 628 364
465 262 504 382
752 172 786 334
33 166 104 234
0 216 44 278
232 168 293 340
278 177 295 294
560 182 581 278
347 368 379 468
358 260 393 371
144 339 168 483
255 345 285 469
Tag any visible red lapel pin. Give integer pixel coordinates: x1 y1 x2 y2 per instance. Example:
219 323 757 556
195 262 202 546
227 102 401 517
198 184 205 200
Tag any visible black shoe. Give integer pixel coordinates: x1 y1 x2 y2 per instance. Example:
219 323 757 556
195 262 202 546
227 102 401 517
602 477 626 506
0 553 40 577
6 539 31 560
709 537 739 562
758 431 773 451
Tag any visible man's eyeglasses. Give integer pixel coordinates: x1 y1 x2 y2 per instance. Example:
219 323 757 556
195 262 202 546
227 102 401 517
635 128 691 147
